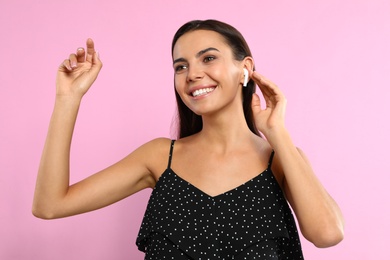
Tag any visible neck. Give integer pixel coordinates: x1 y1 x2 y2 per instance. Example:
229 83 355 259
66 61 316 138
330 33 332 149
197 107 256 152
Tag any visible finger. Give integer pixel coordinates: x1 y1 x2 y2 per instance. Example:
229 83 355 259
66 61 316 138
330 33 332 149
253 72 285 107
90 51 103 74
76 48 85 63
251 72 272 97
253 73 286 110
69 53 78 69
86 38 95 63
251 93 262 112
59 59 72 71
254 72 282 97
250 72 273 107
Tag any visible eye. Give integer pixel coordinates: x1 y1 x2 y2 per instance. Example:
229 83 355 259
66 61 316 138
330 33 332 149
203 56 216 63
174 64 188 73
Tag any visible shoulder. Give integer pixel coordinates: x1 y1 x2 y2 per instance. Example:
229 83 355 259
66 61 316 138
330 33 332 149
135 137 173 180
141 137 173 150
135 137 173 162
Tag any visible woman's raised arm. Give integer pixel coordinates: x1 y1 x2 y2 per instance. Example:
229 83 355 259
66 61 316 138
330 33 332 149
32 39 159 219
250 71 344 247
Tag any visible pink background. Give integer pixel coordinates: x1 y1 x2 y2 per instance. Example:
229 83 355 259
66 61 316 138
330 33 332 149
1 0 389 259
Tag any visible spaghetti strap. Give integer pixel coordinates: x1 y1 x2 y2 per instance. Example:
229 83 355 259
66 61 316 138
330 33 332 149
268 150 275 168
167 140 176 169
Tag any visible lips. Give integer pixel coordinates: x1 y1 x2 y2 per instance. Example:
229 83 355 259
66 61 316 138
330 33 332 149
191 87 215 97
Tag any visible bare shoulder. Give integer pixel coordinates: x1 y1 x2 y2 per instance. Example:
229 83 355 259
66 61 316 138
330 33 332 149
134 137 173 181
139 137 172 150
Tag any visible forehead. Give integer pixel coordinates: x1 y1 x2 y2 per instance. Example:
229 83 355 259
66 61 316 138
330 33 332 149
172 30 231 59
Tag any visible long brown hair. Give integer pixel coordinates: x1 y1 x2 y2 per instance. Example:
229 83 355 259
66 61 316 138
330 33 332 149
172 20 260 139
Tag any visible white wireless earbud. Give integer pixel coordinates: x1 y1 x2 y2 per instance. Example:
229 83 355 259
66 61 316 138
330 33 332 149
243 68 249 87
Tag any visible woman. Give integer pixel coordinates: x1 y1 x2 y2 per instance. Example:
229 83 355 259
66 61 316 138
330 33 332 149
33 20 344 259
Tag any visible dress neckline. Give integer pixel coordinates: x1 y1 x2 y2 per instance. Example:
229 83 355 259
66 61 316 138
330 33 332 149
162 140 276 199
159 167 272 199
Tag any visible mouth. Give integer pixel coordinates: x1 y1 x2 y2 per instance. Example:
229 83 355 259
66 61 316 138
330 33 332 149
191 87 216 97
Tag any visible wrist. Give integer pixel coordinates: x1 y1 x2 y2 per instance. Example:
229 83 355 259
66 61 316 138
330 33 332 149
53 95 83 116
55 94 83 106
262 124 287 139
263 126 294 149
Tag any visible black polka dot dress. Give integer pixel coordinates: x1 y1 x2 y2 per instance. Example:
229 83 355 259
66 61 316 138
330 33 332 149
136 140 304 259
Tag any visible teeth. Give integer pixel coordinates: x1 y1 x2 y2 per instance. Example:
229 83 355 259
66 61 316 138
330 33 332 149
192 88 214 97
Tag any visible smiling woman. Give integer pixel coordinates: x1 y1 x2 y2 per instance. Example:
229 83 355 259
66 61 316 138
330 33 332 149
172 21 260 139
33 19 344 259
173 30 247 119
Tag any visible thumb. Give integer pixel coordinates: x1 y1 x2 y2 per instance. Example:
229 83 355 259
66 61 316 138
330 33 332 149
252 93 261 113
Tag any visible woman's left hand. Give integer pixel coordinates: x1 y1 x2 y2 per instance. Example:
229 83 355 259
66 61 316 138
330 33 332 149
250 71 287 138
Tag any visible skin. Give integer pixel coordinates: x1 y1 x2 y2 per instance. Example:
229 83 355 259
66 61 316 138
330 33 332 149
33 31 344 248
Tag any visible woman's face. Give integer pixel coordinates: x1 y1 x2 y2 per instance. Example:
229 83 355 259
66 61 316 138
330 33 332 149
172 30 245 116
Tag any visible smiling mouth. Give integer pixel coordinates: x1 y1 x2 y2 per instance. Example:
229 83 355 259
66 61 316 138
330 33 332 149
191 87 215 97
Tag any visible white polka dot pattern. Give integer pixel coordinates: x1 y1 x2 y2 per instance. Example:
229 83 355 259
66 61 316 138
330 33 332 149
136 141 304 259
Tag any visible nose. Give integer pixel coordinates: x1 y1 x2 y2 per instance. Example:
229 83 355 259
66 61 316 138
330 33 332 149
186 64 204 82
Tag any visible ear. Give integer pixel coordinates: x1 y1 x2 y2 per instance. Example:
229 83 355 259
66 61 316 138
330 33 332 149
243 56 255 72
240 57 255 86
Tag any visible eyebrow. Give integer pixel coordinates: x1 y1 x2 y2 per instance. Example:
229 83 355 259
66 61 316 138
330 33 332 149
173 47 220 65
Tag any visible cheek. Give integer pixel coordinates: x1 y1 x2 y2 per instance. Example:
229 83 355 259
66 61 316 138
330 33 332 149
174 73 190 98
229 67 241 85
174 73 184 87
174 76 181 94
210 64 240 86
174 75 187 100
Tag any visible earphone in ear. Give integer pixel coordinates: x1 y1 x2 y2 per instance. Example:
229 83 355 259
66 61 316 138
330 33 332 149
243 68 249 87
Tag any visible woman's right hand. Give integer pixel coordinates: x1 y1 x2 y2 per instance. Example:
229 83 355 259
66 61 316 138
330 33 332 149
56 38 102 99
